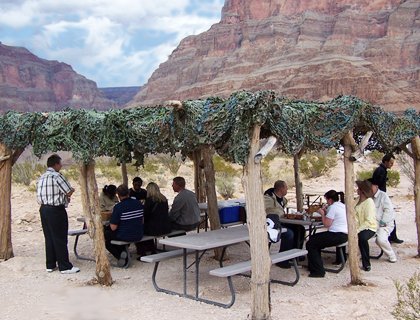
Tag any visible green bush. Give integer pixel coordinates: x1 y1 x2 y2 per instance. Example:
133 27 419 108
299 149 337 179
392 272 420 320
356 169 400 188
216 177 235 200
155 153 183 175
12 161 45 186
61 164 80 181
368 150 384 163
213 155 239 199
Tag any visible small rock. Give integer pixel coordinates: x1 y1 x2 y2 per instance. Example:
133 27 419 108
26 226 33 232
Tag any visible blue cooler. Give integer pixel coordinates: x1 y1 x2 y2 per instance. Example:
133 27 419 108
219 206 241 224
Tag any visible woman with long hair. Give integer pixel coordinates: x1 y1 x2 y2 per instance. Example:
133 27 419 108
355 180 377 271
305 190 348 278
136 182 171 257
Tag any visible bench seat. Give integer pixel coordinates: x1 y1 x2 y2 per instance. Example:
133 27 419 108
140 248 194 263
68 229 88 236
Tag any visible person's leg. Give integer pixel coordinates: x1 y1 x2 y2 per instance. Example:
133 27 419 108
388 221 403 243
358 230 375 270
47 206 73 271
40 206 57 270
376 227 397 262
104 228 124 259
276 228 294 268
283 223 305 249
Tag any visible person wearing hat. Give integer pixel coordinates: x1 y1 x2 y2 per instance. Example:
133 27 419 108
355 180 377 271
368 178 397 263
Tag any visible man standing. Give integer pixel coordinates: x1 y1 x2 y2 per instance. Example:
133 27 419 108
369 178 397 263
169 176 200 231
37 154 79 274
129 176 147 202
372 153 403 243
264 180 305 268
105 184 144 267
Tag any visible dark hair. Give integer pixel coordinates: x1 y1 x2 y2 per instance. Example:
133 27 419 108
324 190 345 204
273 180 286 190
356 180 374 199
47 154 61 167
382 153 395 163
116 184 129 197
173 176 186 189
133 177 143 184
103 184 117 197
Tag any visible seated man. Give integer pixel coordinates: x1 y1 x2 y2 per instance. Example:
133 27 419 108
264 180 305 268
129 176 147 202
105 184 144 267
169 176 201 231
369 178 397 263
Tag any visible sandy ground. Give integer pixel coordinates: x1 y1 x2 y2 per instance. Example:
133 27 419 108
1 157 419 320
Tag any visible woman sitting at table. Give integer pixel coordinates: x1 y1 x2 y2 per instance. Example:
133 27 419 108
306 190 348 278
355 180 377 272
99 184 118 211
136 182 171 258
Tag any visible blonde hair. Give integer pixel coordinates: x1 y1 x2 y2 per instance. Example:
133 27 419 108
146 182 167 202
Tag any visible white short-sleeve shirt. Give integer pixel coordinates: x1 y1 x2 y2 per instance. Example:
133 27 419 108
326 201 348 234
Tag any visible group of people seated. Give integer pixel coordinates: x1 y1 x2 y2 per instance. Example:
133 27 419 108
99 176 201 267
265 172 399 278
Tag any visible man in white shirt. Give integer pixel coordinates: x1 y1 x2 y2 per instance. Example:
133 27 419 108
369 178 397 263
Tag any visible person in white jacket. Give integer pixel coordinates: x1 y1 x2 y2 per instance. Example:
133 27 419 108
368 178 397 263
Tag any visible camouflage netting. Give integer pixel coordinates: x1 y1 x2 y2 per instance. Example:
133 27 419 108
0 91 418 165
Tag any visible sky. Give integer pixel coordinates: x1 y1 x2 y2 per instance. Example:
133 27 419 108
0 0 224 88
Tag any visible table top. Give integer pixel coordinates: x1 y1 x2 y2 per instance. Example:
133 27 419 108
159 225 249 250
279 217 323 226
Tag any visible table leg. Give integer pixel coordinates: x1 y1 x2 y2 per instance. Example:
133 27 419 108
195 250 199 298
183 248 187 295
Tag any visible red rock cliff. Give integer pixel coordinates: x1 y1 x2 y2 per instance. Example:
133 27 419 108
131 0 420 112
0 43 115 112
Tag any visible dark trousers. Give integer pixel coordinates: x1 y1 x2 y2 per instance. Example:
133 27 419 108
358 229 376 268
40 205 73 271
306 231 348 276
388 221 399 241
170 221 199 232
104 228 125 259
282 223 306 249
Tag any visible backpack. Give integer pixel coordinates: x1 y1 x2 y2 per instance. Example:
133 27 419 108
266 214 282 243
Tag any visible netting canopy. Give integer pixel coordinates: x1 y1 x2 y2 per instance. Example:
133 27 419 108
0 91 418 164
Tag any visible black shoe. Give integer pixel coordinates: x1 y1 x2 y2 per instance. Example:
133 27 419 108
276 262 291 269
362 266 371 272
308 273 325 278
389 238 404 244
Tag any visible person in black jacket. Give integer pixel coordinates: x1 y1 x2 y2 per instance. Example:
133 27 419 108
136 182 171 258
372 153 403 244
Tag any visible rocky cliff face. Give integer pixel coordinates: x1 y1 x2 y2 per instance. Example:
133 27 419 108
131 0 420 112
0 43 115 112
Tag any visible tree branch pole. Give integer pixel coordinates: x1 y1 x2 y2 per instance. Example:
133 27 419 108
121 161 128 187
342 132 363 285
202 145 224 260
294 150 304 212
244 125 271 320
79 161 113 286
410 136 420 257
0 143 14 260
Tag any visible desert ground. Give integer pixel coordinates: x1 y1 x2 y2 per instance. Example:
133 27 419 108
1 155 419 320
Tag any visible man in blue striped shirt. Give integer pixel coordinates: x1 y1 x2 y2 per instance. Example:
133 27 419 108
36 154 79 274
105 184 144 267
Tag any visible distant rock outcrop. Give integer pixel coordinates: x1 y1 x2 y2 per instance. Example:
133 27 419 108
131 0 420 112
99 86 141 106
0 42 115 112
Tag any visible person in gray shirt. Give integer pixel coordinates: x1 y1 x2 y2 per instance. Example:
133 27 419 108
169 177 200 231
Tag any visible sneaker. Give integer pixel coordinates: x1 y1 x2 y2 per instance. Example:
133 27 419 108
60 267 80 274
361 266 371 272
389 257 397 263
118 251 128 267
308 273 325 278
46 267 57 273
389 238 404 244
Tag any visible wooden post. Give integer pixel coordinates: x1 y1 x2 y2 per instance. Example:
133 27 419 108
342 132 363 285
0 143 13 260
121 161 128 187
411 136 420 257
294 153 304 212
192 150 206 203
202 146 224 259
243 125 271 320
79 161 113 286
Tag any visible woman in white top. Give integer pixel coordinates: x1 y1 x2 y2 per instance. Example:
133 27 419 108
306 190 348 278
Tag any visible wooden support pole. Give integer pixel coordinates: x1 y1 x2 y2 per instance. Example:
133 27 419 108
0 143 14 260
243 125 271 320
342 132 363 285
121 161 128 187
294 153 304 212
411 136 420 257
192 149 206 203
79 161 113 286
